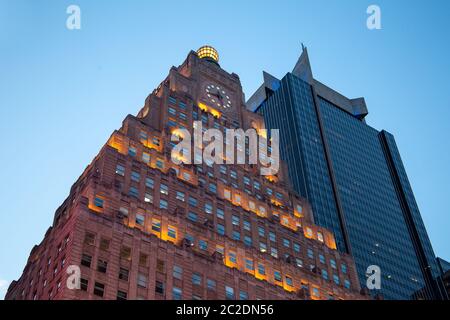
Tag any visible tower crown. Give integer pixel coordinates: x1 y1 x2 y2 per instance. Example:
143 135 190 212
196 45 219 63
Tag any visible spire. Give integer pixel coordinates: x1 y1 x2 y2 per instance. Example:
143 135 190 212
292 43 313 84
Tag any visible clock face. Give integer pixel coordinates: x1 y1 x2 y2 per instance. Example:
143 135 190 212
205 84 232 109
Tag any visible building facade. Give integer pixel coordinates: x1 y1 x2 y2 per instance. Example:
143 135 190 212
6 47 365 300
247 47 447 300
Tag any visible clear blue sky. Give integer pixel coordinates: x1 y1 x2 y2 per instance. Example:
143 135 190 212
0 0 449 298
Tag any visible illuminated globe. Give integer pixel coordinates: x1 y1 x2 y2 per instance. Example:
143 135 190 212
196 45 219 63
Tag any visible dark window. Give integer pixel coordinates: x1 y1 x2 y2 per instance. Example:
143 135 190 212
155 281 165 294
80 278 88 291
93 282 105 297
97 259 107 273
116 290 127 300
81 254 92 268
119 267 129 281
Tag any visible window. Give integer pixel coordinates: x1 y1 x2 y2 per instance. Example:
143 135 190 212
307 248 314 259
173 266 183 280
330 259 337 269
167 226 177 239
269 231 276 242
225 286 235 300
245 258 254 271
258 263 265 275
259 242 267 253
94 196 104 208
84 232 95 245
207 279 216 291
239 291 248 300
135 214 145 226
139 253 148 266
312 287 320 298
172 287 182 300
120 246 131 260
192 273 202 286
119 267 129 281
341 264 347 274
129 186 139 198
282 238 290 248
208 183 217 193
188 196 198 207
244 236 252 247
229 252 237 264
319 254 325 264
270 247 278 258
322 269 329 280
333 274 340 285
131 171 140 182
168 96 177 104
187 211 198 223
142 152 150 164
155 281 165 294
295 258 303 268
258 226 265 237
152 219 161 233
115 164 125 176
199 240 208 250
81 254 92 268
97 259 107 273
317 232 324 242
137 273 147 288
128 146 137 157
230 170 237 179
285 276 293 287
168 107 176 115
179 101 187 109
159 199 168 209
253 181 260 190
100 238 110 251
243 220 251 231
274 271 282 282
93 282 105 297
217 224 225 236
144 192 153 203
232 231 240 241
156 158 164 169
176 191 185 202
204 202 213 214
160 184 169 195
80 278 88 291
117 290 127 300
344 280 351 289
293 242 300 253
231 215 240 226
145 177 154 188
216 208 224 219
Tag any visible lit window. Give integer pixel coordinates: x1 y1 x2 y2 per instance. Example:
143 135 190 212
258 263 265 275
167 226 177 239
160 184 169 195
229 251 237 264
305 227 313 237
274 271 282 282
224 189 231 200
94 196 104 208
259 242 267 253
142 153 150 164
144 192 153 203
115 164 125 176
249 201 256 211
317 232 324 242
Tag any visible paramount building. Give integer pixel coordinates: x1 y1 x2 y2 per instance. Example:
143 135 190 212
6 47 365 300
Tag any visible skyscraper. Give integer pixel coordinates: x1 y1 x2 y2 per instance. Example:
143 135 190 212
6 47 364 300
247 46 447 300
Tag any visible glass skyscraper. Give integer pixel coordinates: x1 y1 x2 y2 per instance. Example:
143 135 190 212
247 47 447 300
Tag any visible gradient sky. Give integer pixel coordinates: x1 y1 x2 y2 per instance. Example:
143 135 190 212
0 0 449 299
